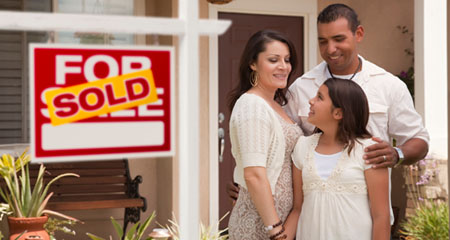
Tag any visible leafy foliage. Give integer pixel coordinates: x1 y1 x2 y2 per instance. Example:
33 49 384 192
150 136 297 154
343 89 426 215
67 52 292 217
397 66 414 101
0 150 79 220
86 211 156 240
396 25 414 100
164 212 229 240
44 217 78 240
399 200 449 240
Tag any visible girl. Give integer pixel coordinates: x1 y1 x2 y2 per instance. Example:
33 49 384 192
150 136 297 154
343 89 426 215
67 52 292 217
291 78 390 239
227 30 302 240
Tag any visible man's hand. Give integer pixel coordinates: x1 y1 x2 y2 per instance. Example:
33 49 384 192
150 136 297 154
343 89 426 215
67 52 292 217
363 137 398 168
227 181 240 205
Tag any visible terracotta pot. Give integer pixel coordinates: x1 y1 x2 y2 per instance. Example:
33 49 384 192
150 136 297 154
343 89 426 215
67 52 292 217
7 215 50 240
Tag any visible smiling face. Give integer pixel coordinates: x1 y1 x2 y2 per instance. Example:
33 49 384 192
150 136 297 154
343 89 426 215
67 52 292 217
318 17 363 75
308 84 341 129
250 40 292 91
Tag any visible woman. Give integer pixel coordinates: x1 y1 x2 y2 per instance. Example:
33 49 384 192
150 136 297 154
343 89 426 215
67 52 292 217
227 29 302 240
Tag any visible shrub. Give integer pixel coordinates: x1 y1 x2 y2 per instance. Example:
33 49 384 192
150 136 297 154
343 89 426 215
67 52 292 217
399 200 448 240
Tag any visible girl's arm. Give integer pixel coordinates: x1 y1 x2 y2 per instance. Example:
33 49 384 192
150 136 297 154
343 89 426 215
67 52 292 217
244 166 284 238
364 167 390 240
284 165 303 240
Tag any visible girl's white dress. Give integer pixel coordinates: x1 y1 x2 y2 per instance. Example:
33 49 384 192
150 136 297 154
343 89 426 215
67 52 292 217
292 133 375 240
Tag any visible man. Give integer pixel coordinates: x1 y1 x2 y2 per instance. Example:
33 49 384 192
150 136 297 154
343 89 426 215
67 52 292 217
227 3 429 226
287 3 428 167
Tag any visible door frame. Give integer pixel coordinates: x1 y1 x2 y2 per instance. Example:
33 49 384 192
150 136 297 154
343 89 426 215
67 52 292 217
207 0 318 224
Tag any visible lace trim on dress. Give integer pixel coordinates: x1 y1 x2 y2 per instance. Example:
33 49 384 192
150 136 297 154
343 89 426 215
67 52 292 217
302 134 368 194
303 180 368 194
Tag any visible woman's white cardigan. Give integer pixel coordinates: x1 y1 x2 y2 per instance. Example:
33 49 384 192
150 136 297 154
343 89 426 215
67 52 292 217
229 93 285 193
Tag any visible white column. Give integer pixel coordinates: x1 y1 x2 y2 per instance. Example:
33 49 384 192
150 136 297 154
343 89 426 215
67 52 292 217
415 0 448 159
178 0 200 239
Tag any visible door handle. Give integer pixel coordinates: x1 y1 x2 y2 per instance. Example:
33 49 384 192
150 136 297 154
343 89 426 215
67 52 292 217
219 112 225 124
218 127 225 162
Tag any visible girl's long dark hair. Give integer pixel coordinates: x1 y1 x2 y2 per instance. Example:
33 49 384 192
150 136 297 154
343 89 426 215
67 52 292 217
317 78 372 153
228 30 298 111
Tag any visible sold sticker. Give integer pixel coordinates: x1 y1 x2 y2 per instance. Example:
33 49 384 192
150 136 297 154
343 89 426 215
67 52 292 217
45 69 158 126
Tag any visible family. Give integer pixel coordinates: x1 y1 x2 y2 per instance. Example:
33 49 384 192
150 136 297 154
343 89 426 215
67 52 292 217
226 4 429 240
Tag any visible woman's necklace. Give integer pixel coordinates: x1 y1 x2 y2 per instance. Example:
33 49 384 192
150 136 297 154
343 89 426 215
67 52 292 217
327 57 362 80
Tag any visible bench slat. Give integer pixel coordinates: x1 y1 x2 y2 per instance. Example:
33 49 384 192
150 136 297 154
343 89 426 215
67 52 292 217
0 177 127 186
29 161 126 170
49 185 126 194
30 169 126 177
28 176 127 185
47 199 145 211
50 194 130 202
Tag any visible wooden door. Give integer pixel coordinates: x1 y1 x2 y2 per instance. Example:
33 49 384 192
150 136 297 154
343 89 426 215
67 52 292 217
218 12 304 230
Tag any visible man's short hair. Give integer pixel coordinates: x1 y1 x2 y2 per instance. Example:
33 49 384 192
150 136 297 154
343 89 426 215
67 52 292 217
317 4 360 33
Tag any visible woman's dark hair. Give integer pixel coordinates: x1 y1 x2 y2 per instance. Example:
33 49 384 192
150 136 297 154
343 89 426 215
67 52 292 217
316 78 371 153
317 3 360 33
228 29 298 111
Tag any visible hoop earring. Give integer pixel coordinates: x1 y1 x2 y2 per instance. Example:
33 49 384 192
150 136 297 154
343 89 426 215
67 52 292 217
250 71 258 87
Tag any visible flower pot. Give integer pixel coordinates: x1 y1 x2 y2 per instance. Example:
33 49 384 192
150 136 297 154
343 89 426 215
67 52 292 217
7 215 50 240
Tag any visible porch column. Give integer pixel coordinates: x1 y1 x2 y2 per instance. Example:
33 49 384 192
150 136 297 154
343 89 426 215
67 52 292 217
414 0 448 160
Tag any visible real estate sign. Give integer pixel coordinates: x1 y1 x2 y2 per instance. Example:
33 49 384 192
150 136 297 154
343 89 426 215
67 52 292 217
30 44 174 162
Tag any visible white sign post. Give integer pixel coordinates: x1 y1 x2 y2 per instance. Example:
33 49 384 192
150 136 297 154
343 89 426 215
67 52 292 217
0 3 231 239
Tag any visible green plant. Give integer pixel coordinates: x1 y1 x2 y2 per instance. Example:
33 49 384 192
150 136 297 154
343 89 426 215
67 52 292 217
86 211 156 240
45 217 78 240
0 150 79 220
164 212 229 240
396 25 415 100
399 200 449 240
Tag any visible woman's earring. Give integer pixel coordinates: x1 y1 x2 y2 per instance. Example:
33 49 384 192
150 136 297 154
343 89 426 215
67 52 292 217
250 71 258 87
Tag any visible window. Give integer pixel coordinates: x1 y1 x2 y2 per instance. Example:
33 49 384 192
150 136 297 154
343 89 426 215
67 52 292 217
0 0 135 144
56 0 134 45
0 0 51 144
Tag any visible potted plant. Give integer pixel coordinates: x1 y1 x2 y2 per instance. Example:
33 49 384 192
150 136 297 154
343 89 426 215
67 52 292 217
0 150 79 240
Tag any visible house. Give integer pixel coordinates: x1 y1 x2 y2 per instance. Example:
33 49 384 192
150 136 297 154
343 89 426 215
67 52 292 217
0 0 447 238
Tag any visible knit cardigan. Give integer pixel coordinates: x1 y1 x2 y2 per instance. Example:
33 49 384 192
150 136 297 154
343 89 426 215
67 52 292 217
229 93 285 193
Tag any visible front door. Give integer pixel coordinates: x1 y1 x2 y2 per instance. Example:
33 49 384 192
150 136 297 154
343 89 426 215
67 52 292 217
218 12 304 230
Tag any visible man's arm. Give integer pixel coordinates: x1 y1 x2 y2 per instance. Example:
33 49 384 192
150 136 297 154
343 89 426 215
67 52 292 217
364 137 428 168
365 76 429 168
226 181 240 205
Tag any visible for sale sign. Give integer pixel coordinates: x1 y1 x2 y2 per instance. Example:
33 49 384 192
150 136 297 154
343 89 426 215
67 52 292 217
30 44 174 162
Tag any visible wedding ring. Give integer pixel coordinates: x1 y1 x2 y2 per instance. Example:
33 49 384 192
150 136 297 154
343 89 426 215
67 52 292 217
383 155 387 162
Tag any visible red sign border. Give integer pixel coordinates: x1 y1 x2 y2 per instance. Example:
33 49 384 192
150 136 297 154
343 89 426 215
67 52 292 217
30 44 175 163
